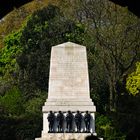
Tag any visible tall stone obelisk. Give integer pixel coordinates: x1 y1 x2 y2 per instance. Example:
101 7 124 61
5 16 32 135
36 42 96 140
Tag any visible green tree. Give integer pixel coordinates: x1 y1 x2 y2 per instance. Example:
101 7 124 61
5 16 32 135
0 86 24 116
0 31 22 76
0 31 22 95
126 62 140 96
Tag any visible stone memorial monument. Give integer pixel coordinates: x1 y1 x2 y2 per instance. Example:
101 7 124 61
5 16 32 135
35 42 96 140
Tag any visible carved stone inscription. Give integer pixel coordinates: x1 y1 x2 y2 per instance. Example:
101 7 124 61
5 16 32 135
48 42 90 99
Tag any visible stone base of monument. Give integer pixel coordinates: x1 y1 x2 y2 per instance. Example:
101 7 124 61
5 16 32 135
42 99 96 134
35 133 98 140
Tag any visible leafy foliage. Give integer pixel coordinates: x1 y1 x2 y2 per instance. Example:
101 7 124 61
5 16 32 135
24 92 46 116
0 31 22 83
126 62 140 95
0 86 24 116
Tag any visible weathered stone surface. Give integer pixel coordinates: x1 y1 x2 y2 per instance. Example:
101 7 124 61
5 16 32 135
43 42 96 112
48 42 90 100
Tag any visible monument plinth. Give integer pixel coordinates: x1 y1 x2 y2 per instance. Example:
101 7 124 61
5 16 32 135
35 42 96 140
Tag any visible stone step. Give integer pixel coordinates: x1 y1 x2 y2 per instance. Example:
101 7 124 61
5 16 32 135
42 105 96 112
44 101 94 106
35 133 97 140
46 98 92 102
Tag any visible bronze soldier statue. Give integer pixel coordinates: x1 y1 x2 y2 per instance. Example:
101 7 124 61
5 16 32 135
66 110 73 132
47 111 55 133
75 110 82 132
56 111 64 132
84 111 91 132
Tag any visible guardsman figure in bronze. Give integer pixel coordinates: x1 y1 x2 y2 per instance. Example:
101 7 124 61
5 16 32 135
84 111 91 132
66 110 74 132
75 110 82 132
47 111 55 133
56 111 64 132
